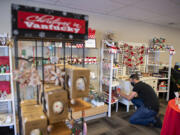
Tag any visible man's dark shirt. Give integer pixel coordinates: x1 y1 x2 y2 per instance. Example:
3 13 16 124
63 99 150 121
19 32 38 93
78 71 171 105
133 81 159 112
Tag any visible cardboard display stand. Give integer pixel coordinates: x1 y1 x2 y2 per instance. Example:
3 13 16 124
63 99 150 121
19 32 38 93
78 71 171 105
44 85 68 124
66 66 90 99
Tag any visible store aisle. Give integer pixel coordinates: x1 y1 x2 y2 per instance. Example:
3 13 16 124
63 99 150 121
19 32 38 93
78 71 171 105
87 99 167 135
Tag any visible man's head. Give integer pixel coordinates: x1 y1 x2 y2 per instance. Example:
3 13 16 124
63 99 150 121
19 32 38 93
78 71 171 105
129 74 140 86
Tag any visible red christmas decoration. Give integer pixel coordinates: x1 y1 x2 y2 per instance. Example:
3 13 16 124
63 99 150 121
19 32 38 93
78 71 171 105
123 43 145 68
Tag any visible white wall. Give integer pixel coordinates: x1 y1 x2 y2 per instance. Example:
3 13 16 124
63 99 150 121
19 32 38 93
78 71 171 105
0 0 180 65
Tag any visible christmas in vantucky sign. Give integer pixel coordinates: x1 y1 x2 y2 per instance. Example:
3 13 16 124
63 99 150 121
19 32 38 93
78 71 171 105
11 4 89 40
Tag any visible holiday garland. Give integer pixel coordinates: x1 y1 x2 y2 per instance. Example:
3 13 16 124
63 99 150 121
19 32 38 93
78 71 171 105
123 43 145 68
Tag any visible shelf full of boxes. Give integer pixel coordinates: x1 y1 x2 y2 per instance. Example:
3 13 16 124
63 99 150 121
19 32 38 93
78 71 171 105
0 34 16 135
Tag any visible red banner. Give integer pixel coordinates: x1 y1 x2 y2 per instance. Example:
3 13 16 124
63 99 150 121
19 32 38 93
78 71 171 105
17 11 86 34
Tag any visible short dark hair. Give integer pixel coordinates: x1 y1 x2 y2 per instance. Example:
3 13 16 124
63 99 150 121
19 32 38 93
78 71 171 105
130 74 139 80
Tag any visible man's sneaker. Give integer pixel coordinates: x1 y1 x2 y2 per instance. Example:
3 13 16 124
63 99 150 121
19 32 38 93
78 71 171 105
153 116 162 128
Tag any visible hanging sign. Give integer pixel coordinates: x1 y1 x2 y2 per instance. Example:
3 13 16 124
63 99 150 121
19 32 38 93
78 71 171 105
11 4 89 40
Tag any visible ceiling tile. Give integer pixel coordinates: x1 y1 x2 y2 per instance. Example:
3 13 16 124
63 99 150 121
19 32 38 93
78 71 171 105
143 15 180 26
133 0 180 16
57 0 126 14
30 0 58 4
108 0 144 5
108 7 161 21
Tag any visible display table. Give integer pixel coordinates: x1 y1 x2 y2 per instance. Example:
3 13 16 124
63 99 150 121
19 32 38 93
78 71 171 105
72 104 108 120
161 99 180 135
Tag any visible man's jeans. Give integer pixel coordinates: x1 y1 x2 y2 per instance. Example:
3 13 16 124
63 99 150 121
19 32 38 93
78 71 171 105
130 98 157 126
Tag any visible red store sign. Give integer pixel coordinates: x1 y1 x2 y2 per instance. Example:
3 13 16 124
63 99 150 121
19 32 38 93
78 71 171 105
12 4 88 40
18 11 86 34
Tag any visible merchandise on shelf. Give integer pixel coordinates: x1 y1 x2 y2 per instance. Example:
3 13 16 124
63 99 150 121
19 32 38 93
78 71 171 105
159 81 167 90
0 34 12 47
149 37 175 55
66 56 97 65
88 90 104 106
88 28 96 39
0 56 10 73
0 81 11 100
0 64 10 73
0 114 12 125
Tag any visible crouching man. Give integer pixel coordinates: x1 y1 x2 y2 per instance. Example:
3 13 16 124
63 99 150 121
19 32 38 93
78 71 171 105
118 74 162 128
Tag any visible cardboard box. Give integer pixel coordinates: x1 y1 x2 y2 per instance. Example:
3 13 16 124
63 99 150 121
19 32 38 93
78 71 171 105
21 105 43 117
20 99 37 107
65 66 90 99
22 111 47 135
44 86 68 124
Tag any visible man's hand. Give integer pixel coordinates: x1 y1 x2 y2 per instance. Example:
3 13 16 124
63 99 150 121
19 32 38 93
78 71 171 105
117 88 137 101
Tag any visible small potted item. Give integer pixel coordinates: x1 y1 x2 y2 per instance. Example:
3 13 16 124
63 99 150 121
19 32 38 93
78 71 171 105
6 65 10 73
1 65 5 73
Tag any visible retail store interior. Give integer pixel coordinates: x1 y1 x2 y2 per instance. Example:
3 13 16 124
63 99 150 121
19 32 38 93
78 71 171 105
0 0 180 135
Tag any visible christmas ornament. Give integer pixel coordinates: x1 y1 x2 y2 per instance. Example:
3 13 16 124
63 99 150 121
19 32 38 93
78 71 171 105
76 78 86 91
30 129 41 135
53 101 64 114
123 43 145 68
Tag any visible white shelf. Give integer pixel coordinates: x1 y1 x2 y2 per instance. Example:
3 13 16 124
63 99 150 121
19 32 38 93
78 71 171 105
158 78 169 80
0 98 12 102
0 122 14 127
113 67 119 70
148 64 169 67
0 46 17 134
0 46 8 48
157 90 168 93
0 73 11 76
148 50 167 53
105 100 118 105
